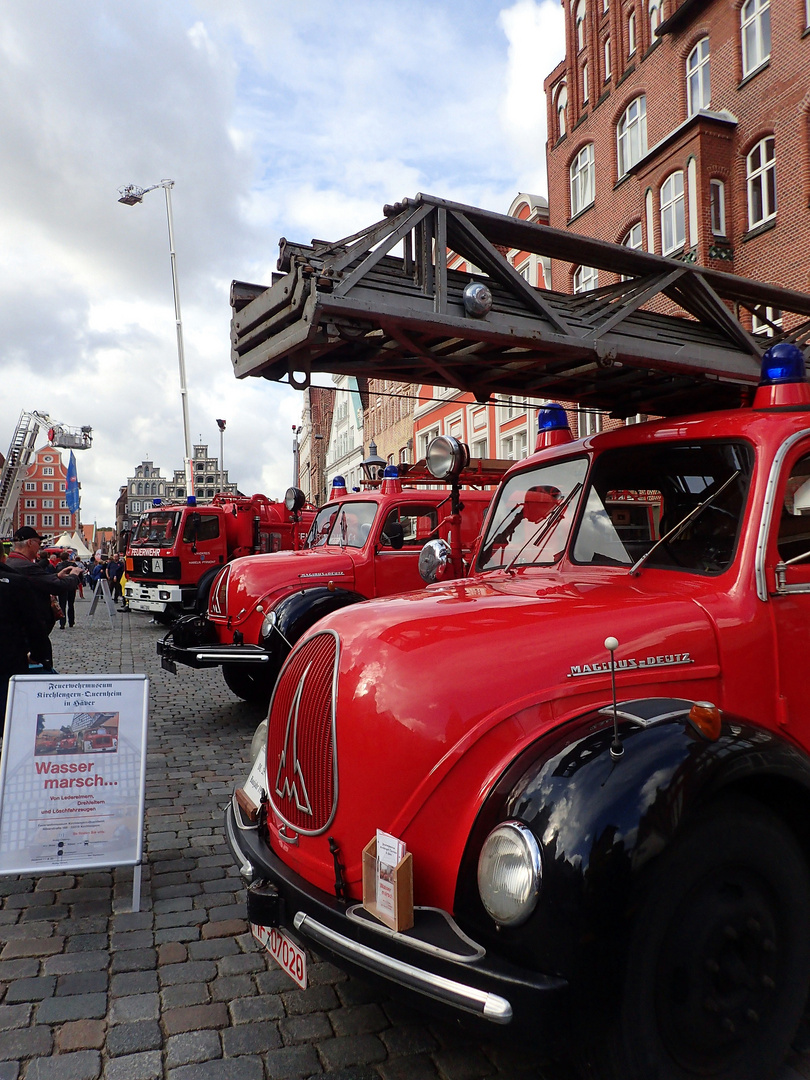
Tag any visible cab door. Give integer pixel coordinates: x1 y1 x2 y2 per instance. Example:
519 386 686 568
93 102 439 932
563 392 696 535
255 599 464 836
767 441 810 734
182 512 227 573
373 503 440 596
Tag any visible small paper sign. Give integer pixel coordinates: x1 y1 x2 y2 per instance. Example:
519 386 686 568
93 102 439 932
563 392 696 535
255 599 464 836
376 829 406 918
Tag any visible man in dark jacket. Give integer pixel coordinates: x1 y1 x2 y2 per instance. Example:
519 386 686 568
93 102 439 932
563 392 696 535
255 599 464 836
6 527 80 664
0 552 51 731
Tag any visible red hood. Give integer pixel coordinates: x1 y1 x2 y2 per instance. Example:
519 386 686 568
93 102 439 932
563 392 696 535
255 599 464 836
266 569 720 908
215 547 357 626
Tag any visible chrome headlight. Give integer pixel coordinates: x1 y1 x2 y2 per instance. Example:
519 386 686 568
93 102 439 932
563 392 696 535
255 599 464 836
477 821 542 927
426 435 469 481
261 610 277 639
418 538 451 584
250 718 268 764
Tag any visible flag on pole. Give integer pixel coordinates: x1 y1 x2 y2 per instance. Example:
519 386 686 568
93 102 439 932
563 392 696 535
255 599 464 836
65 451 80 515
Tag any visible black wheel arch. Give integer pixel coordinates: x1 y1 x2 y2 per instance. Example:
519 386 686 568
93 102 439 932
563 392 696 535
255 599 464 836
454 701 810 989
266 586 366 653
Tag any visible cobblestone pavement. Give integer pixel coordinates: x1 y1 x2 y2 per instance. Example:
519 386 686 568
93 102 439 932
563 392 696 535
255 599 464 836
1 596 809 1080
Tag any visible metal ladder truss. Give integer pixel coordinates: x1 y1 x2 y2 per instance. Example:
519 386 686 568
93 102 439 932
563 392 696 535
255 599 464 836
229 193 810 418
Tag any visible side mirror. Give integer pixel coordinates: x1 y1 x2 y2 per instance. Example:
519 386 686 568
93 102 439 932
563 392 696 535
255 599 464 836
381 521 405 550
419 538 451 583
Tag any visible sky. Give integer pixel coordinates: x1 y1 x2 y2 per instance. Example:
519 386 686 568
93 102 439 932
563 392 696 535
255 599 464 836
0 0 565 527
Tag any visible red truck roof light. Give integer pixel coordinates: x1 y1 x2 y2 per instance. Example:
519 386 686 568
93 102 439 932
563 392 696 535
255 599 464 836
753 342 810 408
535 403 574 451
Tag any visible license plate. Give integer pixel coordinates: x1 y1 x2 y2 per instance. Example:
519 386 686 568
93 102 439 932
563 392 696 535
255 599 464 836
153 558 163 573
251 923 307 989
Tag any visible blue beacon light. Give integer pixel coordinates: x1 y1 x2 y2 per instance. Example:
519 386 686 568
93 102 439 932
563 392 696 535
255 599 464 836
380 464 401 494
754 343 810 408
535 403 574 450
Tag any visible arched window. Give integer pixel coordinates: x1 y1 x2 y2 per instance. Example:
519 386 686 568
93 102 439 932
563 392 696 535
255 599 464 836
604 37 611 81
622 223 643 250
686 37 710 115
582 61 589 103
649 0 661 37
136 482 143 496
574 265 599 293
576 0 587 50
570 143 596 216
617 95 647 176
556 83 568 137
741 0 770 76
747 136 776 227
628 9 637 56
660 171 685 254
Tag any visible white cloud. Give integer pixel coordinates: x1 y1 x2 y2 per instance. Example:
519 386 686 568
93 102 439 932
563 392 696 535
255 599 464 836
0 0 565 527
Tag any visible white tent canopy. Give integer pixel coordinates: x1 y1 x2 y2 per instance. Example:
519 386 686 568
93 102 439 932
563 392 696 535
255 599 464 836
52 531 75 549
69 531 92 559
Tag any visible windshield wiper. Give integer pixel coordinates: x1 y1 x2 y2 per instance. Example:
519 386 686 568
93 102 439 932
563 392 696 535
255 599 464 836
628 470 741 577
504 482 583 573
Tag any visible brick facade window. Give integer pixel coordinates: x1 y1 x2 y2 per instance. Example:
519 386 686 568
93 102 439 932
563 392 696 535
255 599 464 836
617 95 647 176
710 179 726 236
576 0 586 51
556 83 568 136
747 136 776 228
687 37 710 116
574 265 599 292
741 0 770 77
603 37 611 82
582 61 589 104
627 9 636 58
648 0 660 38
660 171 685 254
570 143 595 216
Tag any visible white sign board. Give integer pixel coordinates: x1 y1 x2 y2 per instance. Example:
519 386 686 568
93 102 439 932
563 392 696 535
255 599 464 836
0 674 148 876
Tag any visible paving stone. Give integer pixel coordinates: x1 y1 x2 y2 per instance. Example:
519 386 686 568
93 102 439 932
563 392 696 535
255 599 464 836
329 1001 388 1036
317 1033 388 1069
109 949 157 974
105 1019 162 1057
166 1060 263 1080
0 1002 32 1028
377 1054 442 1080
221 1020 281 1055
186 939 238 961
0 1065 19 1080
0 936 64 959
162 1002 229 1035
165 1030 223 1067
22 1050 101 1080
44 952 108 976
200 919 247 939
216 953 265 977
110 970 159 996
228 994 285 1024
158 942 187 965
65 933 109 953
159 960 217 986
110 930 154 952
379 1024 439 1057
4 976 56 1003
109 994 161 1024
101 1050 162 1080
56 970 109 996
278 1012 332 1043
161 984 210 1010
57 1019 107 1051
432 1048 497 1079
36 992 108 1024
261 1045 322 1079
0 1025 53 1060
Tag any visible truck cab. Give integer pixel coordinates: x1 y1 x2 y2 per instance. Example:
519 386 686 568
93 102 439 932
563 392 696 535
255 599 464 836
228 348 810 1080
157 455 502 702
125 493 314 621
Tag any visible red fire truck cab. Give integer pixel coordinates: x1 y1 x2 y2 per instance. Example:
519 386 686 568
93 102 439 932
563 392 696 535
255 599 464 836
229 347 810 1079
125 491 314 622
157 451 503 702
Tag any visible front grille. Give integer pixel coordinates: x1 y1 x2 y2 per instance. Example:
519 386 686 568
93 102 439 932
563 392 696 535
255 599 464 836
267 630 339 835
130 556 182 580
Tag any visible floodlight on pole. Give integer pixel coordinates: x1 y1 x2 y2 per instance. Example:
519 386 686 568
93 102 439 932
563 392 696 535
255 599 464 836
117 179 194 498
215 419 226 488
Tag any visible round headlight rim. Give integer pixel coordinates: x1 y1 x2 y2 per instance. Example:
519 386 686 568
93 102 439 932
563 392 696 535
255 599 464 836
477 819 543 928
426 434 469 481
260 609 278 640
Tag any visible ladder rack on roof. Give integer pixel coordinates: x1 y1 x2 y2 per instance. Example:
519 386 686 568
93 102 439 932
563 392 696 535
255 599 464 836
0 413 93 539
229 193 810 418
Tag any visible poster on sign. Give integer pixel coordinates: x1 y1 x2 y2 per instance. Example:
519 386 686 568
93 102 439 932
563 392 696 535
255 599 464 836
0 674 148 876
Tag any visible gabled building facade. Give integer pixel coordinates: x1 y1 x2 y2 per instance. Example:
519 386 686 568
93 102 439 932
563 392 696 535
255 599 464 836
15 447 78 539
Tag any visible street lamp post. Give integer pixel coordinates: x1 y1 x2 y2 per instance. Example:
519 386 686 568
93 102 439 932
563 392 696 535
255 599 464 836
292 425 302 487
216 419 226 491
118 180 194 498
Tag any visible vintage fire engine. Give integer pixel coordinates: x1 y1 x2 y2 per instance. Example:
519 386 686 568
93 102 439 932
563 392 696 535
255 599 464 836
125 492 314 622
223 198 810 1078
156 454 502 702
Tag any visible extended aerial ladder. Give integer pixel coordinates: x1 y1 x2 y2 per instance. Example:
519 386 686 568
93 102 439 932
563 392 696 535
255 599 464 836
0 412 93 538
229 193 810 417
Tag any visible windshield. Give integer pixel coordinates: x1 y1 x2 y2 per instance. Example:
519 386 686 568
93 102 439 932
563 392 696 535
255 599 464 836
477 457 588 571
572 441 752 573
306 501 378 549
131 511 181 546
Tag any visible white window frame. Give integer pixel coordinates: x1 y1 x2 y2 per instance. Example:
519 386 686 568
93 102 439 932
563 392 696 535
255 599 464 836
42 467 54 476
557 83 568 137
660 171 685 254
576 0 587 50
42 499 54 509
42 482 54 492
60 515 71 527
582 61 589 103
617 95 647 176
752 306 782 337
623 222 643 250
24 499 36 509
686 37 710 115
649 0 660 37
580 410 603 436
570 143 595 217
628 9 636 56
42 515 53 527
710 179 726 236
747 136 776 228
574 265 599 292
604 37 611 80
418 426 440 460
25 483 36 492
741 0 770 77
25 515 36 526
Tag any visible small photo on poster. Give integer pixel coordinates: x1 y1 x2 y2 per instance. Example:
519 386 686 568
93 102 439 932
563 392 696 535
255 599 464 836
34 712 120 757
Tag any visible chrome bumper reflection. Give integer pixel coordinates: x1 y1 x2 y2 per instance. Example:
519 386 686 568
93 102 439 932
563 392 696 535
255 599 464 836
292 911 513 1024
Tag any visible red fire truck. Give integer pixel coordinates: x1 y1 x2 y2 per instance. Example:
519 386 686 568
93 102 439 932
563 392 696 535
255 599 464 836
157 453 503 702
125 491 314 622
222 198 810 1079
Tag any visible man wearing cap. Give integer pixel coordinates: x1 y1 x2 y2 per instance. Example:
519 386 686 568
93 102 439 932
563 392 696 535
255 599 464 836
6 527 81 666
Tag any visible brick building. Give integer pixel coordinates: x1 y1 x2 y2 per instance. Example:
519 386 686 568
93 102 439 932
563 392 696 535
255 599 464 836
16 446 78 539
544 0 809 326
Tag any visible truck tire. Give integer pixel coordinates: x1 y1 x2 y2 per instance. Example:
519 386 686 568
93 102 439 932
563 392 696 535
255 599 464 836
582 797 810 1080
222 663 276 704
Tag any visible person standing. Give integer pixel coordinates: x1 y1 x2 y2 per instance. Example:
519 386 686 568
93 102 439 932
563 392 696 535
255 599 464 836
6 527 80 667
107 554 125 603
55 553 80 628
0 554 51 732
